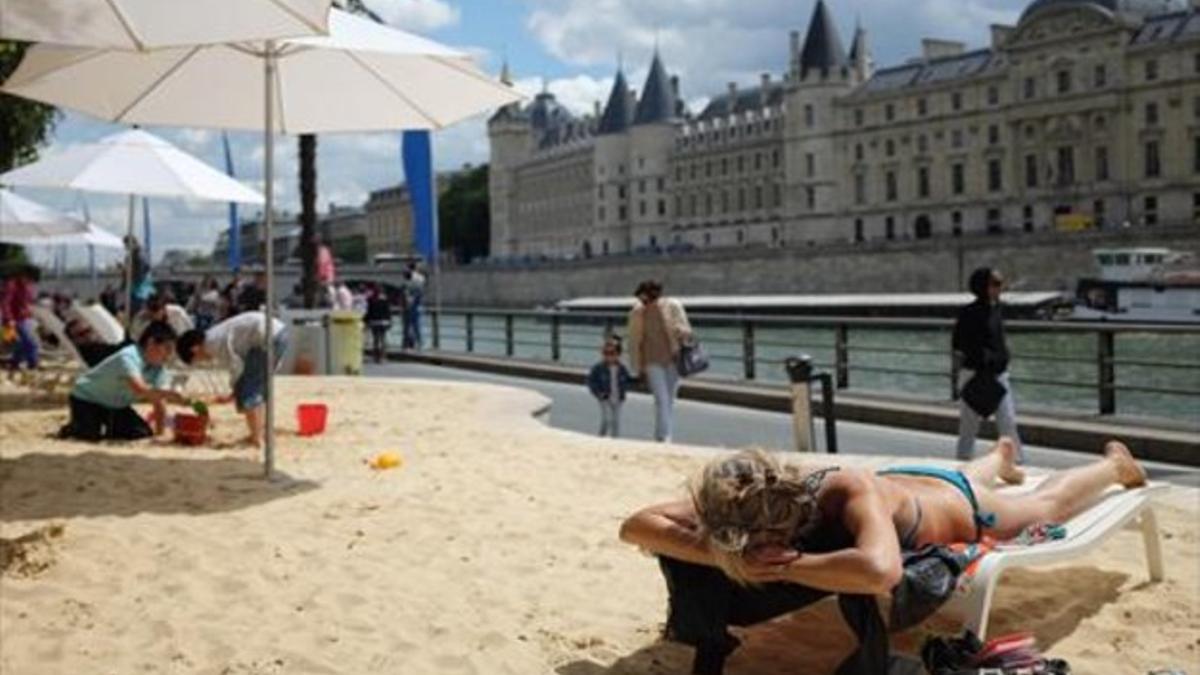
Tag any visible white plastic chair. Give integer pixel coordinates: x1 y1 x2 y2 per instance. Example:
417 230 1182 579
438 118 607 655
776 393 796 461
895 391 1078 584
938 483 1167 639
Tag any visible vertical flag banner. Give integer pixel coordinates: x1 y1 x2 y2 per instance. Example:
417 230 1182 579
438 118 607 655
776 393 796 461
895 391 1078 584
402 130 438 262
142 197 152 267
222 132 241 271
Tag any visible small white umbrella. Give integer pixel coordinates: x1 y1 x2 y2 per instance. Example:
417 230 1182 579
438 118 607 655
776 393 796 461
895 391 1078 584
1 7 521 477
0 0 330 50
40 223 125 249
0 187 91 241
0 128 266 323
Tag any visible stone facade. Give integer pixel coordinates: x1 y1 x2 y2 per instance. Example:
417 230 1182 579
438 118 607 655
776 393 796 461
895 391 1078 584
489 0 1200 259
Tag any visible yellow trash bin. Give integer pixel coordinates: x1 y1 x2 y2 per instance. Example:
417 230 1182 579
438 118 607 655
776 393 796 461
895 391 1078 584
329 311 364 375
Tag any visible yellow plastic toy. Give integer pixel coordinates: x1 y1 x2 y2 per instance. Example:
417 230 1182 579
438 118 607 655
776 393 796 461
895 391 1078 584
369 451 403 470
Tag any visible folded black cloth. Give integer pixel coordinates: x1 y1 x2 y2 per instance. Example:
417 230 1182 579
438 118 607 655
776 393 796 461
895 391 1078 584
961 372 1006 417
890 545 971 631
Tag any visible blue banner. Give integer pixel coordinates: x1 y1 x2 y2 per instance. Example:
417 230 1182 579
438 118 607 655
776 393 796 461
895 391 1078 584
402 130 438 262
142 197 151 267
222 132 241 271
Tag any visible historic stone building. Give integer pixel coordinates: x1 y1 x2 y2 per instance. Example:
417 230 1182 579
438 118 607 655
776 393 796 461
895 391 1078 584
489 0 1200 259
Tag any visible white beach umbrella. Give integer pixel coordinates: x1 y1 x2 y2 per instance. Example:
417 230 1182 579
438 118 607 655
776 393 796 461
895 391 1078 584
0 0 330 50
1 7 521 477
40 223 125 249
0 128 266 325
0 187 91 241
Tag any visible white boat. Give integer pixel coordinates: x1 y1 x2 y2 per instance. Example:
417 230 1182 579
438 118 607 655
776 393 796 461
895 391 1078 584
1071 248 1200 324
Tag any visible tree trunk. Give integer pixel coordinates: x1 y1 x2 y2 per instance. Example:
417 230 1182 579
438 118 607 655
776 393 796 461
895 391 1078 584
299 133 318 308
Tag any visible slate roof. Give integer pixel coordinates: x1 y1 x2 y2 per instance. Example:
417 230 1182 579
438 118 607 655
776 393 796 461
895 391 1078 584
1020 0 1188 22
696 83 786 120
798 0 848 77
634 51 677 125
598 70 635 134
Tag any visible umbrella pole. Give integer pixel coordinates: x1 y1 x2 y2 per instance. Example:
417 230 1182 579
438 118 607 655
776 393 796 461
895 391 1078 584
123 193 135 328
263 42 277 479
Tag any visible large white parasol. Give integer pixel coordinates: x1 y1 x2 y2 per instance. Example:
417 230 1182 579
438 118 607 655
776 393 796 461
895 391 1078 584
1 7 521 477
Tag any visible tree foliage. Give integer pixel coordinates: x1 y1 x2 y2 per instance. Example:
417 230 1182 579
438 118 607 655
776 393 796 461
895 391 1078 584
438 164 490 263
1 41 57 267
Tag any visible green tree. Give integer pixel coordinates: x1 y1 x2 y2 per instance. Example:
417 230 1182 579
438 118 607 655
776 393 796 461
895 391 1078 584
438 164 490 263
1 40 58 267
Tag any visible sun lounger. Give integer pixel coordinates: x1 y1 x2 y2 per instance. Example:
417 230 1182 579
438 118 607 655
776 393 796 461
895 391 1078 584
15 305 86 393
938 482 1167 639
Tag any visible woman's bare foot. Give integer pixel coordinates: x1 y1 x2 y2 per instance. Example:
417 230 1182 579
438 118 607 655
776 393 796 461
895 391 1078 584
1105 441 1147 488
993 437 1026 485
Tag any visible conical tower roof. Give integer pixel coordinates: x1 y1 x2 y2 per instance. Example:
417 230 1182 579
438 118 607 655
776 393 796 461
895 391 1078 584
798 0 847 77
634 50 677 125
848 23 868 64
598 69 635 134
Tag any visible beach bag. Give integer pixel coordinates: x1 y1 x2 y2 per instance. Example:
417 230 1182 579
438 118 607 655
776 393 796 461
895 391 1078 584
961 372 1006 418
676 338 710 377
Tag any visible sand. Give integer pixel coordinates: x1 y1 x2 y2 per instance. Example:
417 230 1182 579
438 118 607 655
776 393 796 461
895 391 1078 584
1 375 1197 674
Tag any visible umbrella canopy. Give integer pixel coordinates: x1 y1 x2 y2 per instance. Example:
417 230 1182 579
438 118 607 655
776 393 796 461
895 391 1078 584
1 9 522 133
44 223 125 249
0 0 330 50
0 129 265 204
0 187 91 241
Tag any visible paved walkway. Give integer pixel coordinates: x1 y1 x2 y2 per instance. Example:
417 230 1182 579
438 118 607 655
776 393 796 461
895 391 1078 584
366 362 1200 487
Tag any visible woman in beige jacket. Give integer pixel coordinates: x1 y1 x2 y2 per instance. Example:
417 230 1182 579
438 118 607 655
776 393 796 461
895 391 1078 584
626 280 692 442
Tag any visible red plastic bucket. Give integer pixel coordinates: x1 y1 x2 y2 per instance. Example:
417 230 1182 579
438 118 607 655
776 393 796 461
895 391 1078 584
174 413 208 446
297 403 328 436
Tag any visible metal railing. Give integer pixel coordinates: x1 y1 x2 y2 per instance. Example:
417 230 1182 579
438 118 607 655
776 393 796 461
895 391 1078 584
419 307 1200 421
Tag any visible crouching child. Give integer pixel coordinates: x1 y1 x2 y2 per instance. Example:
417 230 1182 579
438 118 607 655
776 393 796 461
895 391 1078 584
59 321 186 441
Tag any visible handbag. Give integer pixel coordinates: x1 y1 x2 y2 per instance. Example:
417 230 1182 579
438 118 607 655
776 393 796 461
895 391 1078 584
961 372 1006 418
676 338 710 377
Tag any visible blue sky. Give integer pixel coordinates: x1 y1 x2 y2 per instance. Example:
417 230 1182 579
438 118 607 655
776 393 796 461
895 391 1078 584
10 0 1031 268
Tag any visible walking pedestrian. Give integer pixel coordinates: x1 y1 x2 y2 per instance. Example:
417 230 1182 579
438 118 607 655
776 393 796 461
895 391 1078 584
2 265 41 371
627 279 692 442
587 337 633 437
364 284 393 364
953 267 1023 461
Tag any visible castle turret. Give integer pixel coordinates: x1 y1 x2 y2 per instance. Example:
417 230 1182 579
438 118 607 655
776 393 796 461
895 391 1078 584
848 21 874 82
488 59 531 258
630 50 681 250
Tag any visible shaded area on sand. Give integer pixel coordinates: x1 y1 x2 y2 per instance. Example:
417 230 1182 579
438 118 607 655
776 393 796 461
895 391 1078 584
0 452 317 520
555 566 1131 674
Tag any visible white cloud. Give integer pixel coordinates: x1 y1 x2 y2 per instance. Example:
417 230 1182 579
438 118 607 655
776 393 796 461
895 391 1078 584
362 0 461 31
513 74 616 116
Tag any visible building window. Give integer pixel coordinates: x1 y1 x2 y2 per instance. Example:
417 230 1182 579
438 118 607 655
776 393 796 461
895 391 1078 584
736 155 745 173
1193 193 1200 223
657 177 665 191
1195 52 1200 74
705 193 713 216
690 164 698 180
1094 64 1107 88
1095 113 1107 131
917 167 930 198
598 185 605 198
987 86 999 106
602 240 609 255
952 211 963 236
1145 102 1159 127
1056 146 1075 186
854 173 866 205
754 186 763 209
618 206 627 221
804 186 814 210
1025 154 1039 188
951 129 964 149
1145 59 1158 82
804 104 814 128
951 91 963 111
705 162 712 178
1024 77 1036 100
1094 199 1106 228
703 232 712 246
1145 141 1161 178
917 134 928 154
639 200 647 216
952 163 965 195
986 208 1002 234
736 230 745 245
597 206 606 222
1144 196 1158 225
854 219 864 243
720 190 729 213
1022 205 1034 232
885 216 895 240
772 149 781 168
885 139 895 157
1096 146 1109 181
638 179 646 194
988 159 1003 192
806 153 815 177
754 153 762 170
886 171 898 201
737 188 746 211
854 108 864 126
917 98 928 116
1056 69 1072 94
855 143 864 161
618 185 626 199
1194 136 1200 173
689 194 697 217
885 103 895 121
773 183 783 208
988 124 1000 145
658 199 666 216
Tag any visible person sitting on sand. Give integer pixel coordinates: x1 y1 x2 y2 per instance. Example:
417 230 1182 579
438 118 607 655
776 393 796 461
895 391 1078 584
176 311 288 447
59 321 187 441
619 439 1147 671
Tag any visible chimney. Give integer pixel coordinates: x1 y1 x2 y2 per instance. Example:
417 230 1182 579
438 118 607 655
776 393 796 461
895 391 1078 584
670 75 680 98
727 81 738 104
760 73 771 106
989 24 1014 48
921 38 966 60
790 30 801 61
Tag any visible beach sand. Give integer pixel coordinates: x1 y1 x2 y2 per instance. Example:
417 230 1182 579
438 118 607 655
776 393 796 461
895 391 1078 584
1 376 1197 674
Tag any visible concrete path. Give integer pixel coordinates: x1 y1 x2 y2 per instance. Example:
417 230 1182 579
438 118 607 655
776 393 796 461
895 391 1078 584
366 362 1200 488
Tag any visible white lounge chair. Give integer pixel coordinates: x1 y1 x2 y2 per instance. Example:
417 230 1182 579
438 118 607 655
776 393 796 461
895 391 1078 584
14 305 86 393
938 483 1167 639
